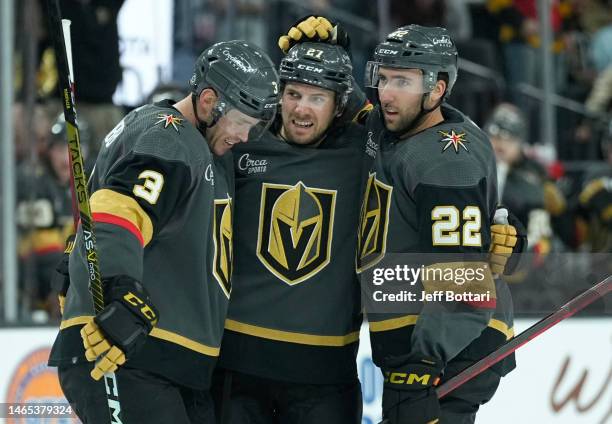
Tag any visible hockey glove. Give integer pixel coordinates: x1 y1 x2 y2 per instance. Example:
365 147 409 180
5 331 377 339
489 209 528 275
278 15 350 54
51 235 75 315
81 275 159 380
489 224 516 275
382 354 442 424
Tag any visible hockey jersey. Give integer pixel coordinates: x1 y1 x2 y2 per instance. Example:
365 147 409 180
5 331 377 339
48 100 234 389
218 122 371 384
359 104 515 375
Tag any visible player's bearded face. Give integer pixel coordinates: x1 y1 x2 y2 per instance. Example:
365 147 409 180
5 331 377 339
280 83 336 146
207 108 260 155
377 68 426 134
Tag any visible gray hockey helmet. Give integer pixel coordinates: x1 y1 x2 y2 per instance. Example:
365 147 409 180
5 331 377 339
280 42 353 110
366 25 458 98
484 103 528 142
190 40 280 122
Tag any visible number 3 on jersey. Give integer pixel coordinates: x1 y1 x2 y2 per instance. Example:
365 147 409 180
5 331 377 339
432 206 481 246
133 170 164 204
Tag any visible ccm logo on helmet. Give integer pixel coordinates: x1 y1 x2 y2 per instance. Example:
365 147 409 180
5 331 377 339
378 49 399 55
297 64 324 73
384 372 435 386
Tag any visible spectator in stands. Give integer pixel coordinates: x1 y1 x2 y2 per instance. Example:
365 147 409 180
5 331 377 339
44 0 126 160
486 0 573 99
573 0 612 35
585 65 612 115
576 125 612 252
485 103 555 253
16 114 88 321
13 102 53 164
389 0 472 41
590 22 612 73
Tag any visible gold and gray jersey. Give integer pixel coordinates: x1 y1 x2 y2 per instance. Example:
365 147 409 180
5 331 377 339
49 100 234 389
360 104 515 375
218 123 370 384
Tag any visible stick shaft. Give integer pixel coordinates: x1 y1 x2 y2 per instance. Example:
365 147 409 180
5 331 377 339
46 2 123 423
46 0 104 313
437 276 612 398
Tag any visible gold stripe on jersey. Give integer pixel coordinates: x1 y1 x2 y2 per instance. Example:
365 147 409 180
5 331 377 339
150 328 220 356
60 315 93 329
225 319 359 347
488 318 514 340
60 315 220 356
368 314 513 341
368 315 419 332
90 189 154 246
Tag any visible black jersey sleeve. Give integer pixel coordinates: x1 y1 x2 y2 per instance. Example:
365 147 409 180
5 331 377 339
89 151 193 282
409 164 496 364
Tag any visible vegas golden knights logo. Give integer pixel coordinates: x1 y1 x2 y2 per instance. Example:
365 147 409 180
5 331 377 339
213 197 232 297
357 173 393 272
257 182 336 285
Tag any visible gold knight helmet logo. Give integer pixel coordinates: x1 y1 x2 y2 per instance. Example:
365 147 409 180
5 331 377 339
257 182 336 285
213 197 232 298
357 173 393 272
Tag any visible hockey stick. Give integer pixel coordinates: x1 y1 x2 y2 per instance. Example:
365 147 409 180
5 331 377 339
436 275 611 398
45 1 123 423
379 275 611 423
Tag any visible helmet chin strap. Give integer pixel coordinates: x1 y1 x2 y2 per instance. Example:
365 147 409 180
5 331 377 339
191 93 220 135
393 92 444 140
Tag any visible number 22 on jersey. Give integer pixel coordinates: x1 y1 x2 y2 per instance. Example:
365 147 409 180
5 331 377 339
431 206 481 247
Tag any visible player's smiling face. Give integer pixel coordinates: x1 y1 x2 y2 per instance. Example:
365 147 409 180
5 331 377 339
280 82 336 146
207 108 259 156
377 67 425 134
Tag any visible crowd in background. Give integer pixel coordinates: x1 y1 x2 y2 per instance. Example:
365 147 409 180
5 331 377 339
5 0 611 322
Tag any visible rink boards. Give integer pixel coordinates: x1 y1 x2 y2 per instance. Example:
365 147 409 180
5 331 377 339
0 318 609 423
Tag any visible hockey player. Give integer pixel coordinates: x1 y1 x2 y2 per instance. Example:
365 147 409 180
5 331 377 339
213 35 520 423
280 21 520 424
48 41 280 424
213 42 368 424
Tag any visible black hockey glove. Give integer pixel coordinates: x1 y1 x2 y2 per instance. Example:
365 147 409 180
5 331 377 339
278 15 350 54
80 275 159 380
51 235 75 315
382 354 443 424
